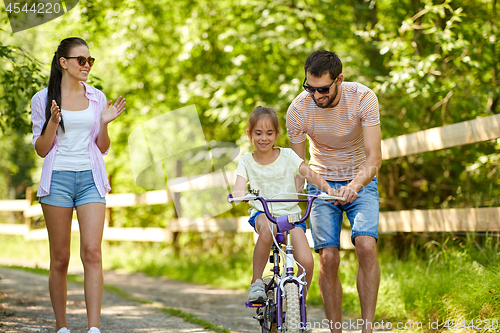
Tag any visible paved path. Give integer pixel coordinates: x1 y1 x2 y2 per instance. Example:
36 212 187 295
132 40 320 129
0 260 392 332
0 267 204 332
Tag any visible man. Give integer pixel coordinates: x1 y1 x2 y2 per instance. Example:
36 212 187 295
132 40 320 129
286 50 381 333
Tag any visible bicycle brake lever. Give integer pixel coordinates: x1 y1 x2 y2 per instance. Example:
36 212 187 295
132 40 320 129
317 192 345 201
228 193 257 203
244 194 257 200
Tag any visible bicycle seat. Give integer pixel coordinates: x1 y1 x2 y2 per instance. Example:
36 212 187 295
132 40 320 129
276 213 301 232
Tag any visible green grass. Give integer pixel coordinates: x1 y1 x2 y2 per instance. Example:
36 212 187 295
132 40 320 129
1 232 499 331
103 232 255 289
374 234 500 332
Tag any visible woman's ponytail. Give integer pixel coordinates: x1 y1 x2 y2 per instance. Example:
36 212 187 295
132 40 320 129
41 37 88 135
41 53 64 134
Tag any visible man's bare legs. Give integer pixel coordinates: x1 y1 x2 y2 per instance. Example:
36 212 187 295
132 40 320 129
318 247 342 332
355 236 380 333
318 236 379 333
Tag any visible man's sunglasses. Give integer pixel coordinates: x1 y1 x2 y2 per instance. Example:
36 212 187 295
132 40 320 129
303 76 338 94
64 56 95 67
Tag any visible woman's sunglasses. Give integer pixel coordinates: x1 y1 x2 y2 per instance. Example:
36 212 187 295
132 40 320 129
64 56 95 67
302 76 338 94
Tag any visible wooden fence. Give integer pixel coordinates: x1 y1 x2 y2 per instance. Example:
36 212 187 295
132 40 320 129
1 113 499 249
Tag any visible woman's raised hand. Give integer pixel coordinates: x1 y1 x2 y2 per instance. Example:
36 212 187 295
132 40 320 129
50 100 61 124
101 96 126 125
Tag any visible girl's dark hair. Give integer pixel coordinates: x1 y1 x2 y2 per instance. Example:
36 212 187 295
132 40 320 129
41 37 88 134
304 50 342 80
248 106 280 134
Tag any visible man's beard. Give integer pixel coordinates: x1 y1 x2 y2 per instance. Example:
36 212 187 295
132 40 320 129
312 87 338 108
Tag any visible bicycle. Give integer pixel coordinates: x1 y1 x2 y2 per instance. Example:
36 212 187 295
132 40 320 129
228 190 344 333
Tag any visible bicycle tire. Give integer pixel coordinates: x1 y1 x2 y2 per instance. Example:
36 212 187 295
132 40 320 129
263 277 278 333
284 283 300 333
267 291 277 333
266 309 278 333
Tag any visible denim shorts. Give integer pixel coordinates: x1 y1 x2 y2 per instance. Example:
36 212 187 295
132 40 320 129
248 211 307 233
39 170 106 207
306 178 379 251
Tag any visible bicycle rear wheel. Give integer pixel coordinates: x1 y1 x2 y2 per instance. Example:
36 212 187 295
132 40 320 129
284 283 300 333
262 276 277 333
263 306 277 333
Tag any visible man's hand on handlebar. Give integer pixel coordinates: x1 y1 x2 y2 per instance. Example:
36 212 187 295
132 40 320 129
326 187 341 205
337 185 358 204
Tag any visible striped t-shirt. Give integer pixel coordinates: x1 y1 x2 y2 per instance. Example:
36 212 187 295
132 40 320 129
286 82 380 181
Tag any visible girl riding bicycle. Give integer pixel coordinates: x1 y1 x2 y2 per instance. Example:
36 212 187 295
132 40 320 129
233 106 339 302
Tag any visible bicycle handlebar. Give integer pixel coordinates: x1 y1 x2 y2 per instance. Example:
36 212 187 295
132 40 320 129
227 192 345 227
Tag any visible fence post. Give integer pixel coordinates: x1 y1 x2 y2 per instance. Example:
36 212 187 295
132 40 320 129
24 186 33 231
106 174 114 228
172 159 182 257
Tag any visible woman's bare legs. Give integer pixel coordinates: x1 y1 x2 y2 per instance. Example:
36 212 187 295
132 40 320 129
42 204 74 332
76 202 106 330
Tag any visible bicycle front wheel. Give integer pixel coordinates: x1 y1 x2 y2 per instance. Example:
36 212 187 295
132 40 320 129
284 283 300 333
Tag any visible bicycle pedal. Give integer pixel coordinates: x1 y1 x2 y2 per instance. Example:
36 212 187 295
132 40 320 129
245 301 265 308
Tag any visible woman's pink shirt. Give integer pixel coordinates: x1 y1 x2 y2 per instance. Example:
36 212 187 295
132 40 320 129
31 81 111 198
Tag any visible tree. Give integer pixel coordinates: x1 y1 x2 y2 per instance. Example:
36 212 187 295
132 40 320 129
359 0 500 210
0 12 45 198
1 0 498 208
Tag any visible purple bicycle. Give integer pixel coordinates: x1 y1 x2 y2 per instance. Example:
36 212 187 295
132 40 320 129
228 190 344 333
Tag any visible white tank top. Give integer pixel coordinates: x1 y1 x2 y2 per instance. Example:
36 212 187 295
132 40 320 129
53 104 94 171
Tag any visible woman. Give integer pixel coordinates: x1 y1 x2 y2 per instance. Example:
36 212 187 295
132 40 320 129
31 37 125 333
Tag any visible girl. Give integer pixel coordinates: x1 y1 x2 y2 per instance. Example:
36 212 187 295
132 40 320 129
233 106 338 302
31 37 125 333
